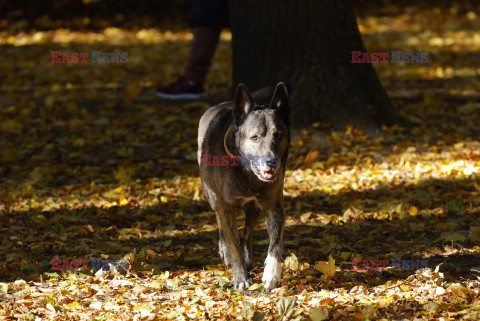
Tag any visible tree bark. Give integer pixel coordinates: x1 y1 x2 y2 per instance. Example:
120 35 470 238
228 0 397 135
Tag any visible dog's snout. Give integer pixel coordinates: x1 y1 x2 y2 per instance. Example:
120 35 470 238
265 156 279 168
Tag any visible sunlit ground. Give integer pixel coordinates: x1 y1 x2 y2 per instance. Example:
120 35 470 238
1 2 480 320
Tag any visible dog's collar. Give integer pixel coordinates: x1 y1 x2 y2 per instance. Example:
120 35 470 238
223 125 234 157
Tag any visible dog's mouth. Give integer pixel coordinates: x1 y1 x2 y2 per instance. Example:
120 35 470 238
253 166 278 181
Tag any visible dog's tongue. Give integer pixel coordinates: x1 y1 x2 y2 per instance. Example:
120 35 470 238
260 169 275 179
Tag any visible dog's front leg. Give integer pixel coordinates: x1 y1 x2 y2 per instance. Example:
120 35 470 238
215 212 231 267
216 205 250 290
242 201 261 271
262 204 285 291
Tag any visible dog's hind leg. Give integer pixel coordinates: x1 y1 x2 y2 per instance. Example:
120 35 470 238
216 204 250 290
242 201 261 272
262 204 286 291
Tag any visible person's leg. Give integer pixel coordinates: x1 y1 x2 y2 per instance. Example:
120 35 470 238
155 26 222 99
183 26 222 85
155 0 226 99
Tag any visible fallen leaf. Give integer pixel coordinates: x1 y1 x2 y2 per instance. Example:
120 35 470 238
309 306 329 321
315 254 336 279
284 253 299 271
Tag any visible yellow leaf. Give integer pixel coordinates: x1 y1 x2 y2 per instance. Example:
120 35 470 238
247 283 263 291
119 194 129 206
315 254 336 278
134 304 150 311
399 284 411 292
309 306 329 321
284 253 299 271
150 281 164 290
103 186 123 199
408 206 418 216
206 265 224 273
69 301 81 308
61 289 72 296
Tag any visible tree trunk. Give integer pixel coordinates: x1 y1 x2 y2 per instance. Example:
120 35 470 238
228 0 397 135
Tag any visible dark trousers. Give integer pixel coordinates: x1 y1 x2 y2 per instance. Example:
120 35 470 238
183 0 227 84
183 26 222 84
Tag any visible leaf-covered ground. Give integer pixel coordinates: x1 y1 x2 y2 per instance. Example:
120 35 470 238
1 1 480 320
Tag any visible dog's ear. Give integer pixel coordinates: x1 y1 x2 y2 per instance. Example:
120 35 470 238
234 83 254 120
270 82 290 126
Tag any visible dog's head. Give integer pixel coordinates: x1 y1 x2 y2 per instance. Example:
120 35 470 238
233 82 290 182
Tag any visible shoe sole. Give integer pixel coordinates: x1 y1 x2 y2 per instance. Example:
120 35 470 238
155 91 206 100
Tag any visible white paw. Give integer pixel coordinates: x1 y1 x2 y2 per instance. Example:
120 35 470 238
262 254 281 291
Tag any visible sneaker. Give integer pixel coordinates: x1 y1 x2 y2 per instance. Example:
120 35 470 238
155 77 206 99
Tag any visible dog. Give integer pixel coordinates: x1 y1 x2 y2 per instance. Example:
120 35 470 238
197 82 290 290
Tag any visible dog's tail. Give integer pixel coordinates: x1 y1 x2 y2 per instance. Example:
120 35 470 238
251 83 293 105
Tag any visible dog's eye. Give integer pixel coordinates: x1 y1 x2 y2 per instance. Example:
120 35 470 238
251 135 258 141
274 131 283 139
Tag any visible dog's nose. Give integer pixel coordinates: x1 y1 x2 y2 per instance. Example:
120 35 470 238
265 156 279 168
